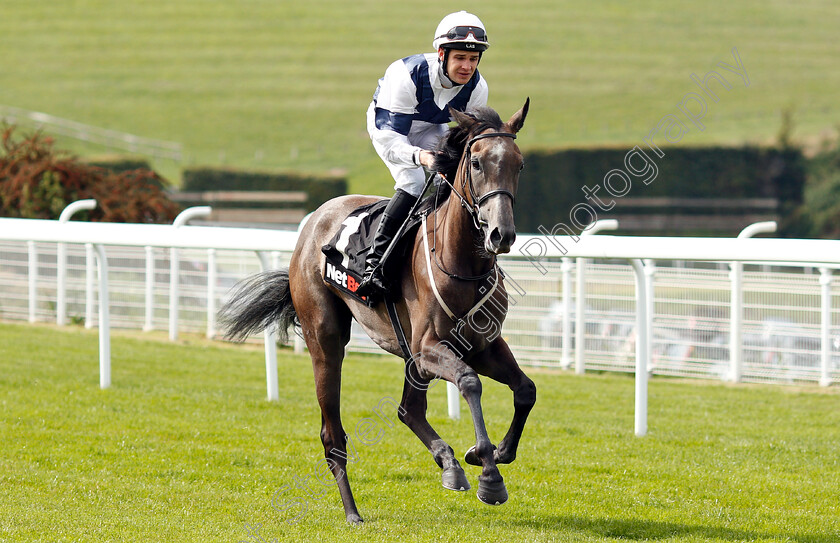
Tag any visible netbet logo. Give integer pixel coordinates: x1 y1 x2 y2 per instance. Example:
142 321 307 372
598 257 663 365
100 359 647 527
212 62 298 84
326 262 360 292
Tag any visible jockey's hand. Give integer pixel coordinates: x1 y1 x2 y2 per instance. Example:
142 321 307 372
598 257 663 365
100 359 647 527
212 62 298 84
418 150 437 169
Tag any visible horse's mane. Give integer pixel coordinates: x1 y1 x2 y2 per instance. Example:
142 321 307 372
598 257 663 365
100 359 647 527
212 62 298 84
430 107 505 205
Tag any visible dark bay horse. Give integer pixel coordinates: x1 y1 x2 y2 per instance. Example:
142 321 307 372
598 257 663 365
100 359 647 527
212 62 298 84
220 100 536 524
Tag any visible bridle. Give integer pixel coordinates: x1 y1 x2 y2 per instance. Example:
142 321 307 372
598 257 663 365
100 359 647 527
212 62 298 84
430 129 518 282
440 131 517 231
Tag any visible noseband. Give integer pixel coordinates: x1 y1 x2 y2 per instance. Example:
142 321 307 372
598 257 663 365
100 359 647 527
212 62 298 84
443 131 517 230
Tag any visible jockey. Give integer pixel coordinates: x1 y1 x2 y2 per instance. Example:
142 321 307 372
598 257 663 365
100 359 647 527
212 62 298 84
356 11 490 297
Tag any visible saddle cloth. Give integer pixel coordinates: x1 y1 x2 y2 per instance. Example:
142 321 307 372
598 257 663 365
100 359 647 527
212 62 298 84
321 198 427 304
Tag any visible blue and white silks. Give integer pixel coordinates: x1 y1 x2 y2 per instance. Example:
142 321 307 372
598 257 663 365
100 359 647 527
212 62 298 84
367 52 488 196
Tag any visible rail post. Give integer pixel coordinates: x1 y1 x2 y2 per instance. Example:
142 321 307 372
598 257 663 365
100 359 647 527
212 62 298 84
93 244 111 389
560 257 573 369
207 248 217 339
644 259 656 374
257 251 280 402
85 244 95 328
820 268 833 387
575 220 619 374
630 259 649 437
57 199 97 326
28 241 37 323
169 207 212 341
447 382 460 420
144 246 155 331
729 221 777 382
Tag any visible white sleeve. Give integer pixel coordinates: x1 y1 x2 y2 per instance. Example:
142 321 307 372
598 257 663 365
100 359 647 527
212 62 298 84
369 60 423 167
369 123 423 167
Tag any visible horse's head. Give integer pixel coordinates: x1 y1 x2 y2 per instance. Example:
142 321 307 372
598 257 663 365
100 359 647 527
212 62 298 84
447 98 529 255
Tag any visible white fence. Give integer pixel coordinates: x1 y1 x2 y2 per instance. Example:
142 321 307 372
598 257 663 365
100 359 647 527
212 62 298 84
10 240 837 384
2 206 840 436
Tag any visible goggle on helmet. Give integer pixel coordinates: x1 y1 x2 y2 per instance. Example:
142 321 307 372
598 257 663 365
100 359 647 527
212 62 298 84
432 11 490 52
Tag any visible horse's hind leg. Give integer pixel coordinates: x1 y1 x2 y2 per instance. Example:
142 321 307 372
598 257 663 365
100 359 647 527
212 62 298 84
399 360 470 491
297 292 363 524
466 337 536 466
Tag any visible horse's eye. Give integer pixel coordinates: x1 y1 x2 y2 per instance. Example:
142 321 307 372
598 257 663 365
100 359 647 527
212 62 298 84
471 158 481 171
519 163 525 172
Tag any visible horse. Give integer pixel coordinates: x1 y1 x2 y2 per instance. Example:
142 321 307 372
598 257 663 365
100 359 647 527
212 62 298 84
220 99 536 524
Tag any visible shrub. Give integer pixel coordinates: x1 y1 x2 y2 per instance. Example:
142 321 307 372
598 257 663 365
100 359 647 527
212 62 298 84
0 125 181 223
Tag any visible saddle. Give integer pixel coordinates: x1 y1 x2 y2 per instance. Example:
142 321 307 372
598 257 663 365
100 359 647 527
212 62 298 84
321 197 431 305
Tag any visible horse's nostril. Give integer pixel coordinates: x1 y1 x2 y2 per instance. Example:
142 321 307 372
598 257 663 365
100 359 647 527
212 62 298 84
490 228 503 247
488 227 515 254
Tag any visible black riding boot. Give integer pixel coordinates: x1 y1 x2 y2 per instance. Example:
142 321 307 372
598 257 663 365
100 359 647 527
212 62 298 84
356 189 418 297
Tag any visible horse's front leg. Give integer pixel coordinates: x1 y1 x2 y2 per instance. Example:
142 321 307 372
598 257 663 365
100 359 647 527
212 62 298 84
414 339 508 505
467 337 537 466
398 359 470 492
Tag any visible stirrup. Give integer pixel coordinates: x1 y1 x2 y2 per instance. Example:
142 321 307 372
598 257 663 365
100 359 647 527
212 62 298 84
356 277 388 298
356 268 387 297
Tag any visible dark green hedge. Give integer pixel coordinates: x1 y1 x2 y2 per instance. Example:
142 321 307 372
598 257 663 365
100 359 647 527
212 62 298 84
790 144 840 239
516 145 806 234
83 155 152 174
182 167 347 212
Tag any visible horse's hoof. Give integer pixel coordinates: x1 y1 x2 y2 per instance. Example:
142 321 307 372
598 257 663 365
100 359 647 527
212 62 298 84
464 444 497 466
477 479 508 506
442 466 470 491
346 513 364 525
494 449 515 465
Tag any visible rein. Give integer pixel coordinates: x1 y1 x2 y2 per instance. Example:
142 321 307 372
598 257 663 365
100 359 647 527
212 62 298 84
422 213 501 322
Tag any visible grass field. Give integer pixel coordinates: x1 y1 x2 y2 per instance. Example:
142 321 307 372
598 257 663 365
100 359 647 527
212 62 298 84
1 1 839 193
2 321 839 542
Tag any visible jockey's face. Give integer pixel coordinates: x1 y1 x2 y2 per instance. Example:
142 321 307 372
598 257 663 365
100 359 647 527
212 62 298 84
440 48 481 85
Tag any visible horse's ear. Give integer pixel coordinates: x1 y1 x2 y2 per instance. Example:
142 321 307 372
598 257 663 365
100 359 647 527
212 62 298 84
449 106 477 129
507 97 530 134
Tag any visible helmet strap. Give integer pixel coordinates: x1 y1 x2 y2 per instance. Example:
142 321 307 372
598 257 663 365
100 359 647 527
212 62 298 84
439 47 451 83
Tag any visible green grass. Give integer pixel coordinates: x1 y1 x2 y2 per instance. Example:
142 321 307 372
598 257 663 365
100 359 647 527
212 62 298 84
2 321 840 542
1 1 839 193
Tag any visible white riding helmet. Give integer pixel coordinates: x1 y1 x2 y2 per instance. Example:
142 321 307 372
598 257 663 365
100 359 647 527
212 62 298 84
432 11 489 52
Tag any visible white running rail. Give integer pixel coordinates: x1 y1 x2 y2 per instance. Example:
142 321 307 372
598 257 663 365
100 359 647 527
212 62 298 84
2 208 840 436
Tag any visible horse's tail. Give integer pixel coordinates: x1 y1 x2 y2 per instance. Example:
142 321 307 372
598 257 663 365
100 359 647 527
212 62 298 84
218 269 298 343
